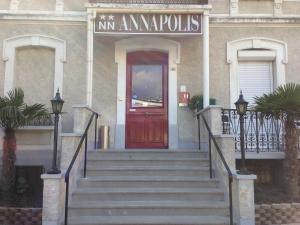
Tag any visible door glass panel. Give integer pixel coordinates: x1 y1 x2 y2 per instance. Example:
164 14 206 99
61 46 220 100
131 65 163 108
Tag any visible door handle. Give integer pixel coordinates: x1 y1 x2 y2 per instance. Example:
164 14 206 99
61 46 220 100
145 112 150 117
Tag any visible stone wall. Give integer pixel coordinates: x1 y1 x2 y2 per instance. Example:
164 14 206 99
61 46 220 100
0 207 42 225
256 203 300 225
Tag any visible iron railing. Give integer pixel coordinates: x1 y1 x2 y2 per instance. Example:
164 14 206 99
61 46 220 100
89 0 208 4
222 109 300 153
196 111 233 225
25 116 54 126
64 110 99 225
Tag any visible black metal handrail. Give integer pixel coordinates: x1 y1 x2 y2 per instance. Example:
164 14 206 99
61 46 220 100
64 111 99 225
195 111 233 225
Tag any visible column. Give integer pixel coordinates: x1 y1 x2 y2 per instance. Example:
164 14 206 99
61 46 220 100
41 174 65 225
202 11 210 108
86 10 95 107
233 174 257 225
230 0 239 16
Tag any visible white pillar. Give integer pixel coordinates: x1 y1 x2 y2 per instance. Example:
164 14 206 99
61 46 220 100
233 174 257 225
86 10 95 107
41 174 65 225
202 11 210 108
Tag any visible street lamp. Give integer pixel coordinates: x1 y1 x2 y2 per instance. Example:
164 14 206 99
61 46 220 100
47 89 64 174
235 91 250 175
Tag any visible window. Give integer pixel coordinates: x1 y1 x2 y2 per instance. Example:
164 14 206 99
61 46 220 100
239 62 273 105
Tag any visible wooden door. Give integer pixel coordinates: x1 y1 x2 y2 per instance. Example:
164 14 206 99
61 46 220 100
126 51 168 149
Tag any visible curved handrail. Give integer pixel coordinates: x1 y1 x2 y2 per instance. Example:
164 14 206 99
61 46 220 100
64 111 99 225
195 110 233 225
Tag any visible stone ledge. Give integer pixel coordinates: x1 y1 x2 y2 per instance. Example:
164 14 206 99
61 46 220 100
233 173 257 180
41 173 64 180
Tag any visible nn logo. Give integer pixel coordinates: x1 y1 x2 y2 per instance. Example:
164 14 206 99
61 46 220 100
98 15 115 31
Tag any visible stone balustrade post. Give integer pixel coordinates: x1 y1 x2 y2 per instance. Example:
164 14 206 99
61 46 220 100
41 174 65 225
233 174 257 225
73 105 92 133
201 106 223 136
60 134 81 173
215 134 236 172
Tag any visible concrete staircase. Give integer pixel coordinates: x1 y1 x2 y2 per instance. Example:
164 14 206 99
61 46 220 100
68 150 231 225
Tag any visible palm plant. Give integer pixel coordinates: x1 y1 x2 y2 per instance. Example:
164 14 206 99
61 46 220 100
0 88 49 192
255 83 300 198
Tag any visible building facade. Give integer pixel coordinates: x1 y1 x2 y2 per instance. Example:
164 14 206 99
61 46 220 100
0 0 300 166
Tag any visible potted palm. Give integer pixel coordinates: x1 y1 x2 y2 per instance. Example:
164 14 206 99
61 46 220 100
0 88 49 193
255 83 300 198
188 95 216 112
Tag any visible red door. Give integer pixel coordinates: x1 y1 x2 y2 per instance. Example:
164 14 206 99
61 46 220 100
126 51 168 149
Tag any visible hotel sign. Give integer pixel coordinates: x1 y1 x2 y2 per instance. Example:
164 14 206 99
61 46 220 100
94 13 202 35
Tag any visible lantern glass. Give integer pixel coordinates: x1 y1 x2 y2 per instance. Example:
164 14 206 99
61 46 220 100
51 90 64 114
235 92 248 116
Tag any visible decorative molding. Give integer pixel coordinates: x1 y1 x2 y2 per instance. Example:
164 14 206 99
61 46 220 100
114 37 181 149
2 34 66 96
274 0 283 16
10 0 19 11
227 37 287 107
55 0 64 12
230 0 239 16
86 9 95 107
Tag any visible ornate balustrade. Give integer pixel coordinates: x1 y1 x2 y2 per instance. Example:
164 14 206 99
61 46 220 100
221 109 300 153
24 117 54 126
88 0 208 4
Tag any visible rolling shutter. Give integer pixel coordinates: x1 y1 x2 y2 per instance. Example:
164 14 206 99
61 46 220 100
239 62 273 105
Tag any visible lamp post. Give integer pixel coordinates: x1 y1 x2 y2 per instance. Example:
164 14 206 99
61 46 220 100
235 91 250 175
47 89 64 174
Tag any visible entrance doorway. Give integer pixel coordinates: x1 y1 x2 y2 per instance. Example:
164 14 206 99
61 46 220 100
125 51 168 149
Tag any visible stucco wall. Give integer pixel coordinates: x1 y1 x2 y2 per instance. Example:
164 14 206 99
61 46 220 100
283 2 300 15
92 36 118 148
15 47 54 108
209 0 229 14
0 1 300 150
0 21 87 132
91 36 202 148
18 0 56 11
239 0 274 14
0 0 10 10
174 36 202 148
64 0 87 11
210 25 300 107
1 0 300 16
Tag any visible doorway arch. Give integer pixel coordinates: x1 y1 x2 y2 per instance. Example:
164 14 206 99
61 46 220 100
115 37 181 149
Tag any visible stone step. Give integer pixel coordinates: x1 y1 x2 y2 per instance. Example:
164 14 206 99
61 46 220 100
77 176 219 189
87 150 207 159
86 167 211 177
86 158 209 167
68 215 231 225
72 188 225 202
68 201 229 217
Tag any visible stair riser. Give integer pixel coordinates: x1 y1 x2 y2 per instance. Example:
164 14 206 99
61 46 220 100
87 152 207 159
77 181 218 189
69 223 229 225
68 207 229 217
86 170 210 177
72 193 224 202
87 160 209 167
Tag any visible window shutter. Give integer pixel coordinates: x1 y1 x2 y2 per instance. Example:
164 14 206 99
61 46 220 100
239 62 273 105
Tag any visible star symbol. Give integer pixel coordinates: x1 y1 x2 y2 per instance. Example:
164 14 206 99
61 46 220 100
100 15 106 20
109 15 114 20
